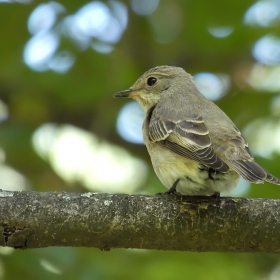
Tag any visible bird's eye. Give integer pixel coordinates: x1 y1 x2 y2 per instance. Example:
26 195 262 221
147 77 157 86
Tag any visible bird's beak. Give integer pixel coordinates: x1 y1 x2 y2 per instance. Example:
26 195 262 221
113 88 133 98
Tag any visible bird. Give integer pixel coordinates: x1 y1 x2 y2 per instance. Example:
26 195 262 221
113 65 280 196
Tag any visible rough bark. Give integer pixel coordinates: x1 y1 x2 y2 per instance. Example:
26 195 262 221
0 189 279 253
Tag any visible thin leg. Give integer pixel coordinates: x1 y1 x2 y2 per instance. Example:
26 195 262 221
166 179 180 194
211 192 220 198
210 192 220 201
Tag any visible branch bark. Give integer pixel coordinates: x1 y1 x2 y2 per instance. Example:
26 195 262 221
0 190 279 253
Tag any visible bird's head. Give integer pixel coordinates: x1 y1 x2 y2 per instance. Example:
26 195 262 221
113 66 194 112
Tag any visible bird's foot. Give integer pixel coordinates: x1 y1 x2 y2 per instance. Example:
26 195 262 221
155 179 180 196
155 190 181 196
210 192 221 202
166 179 180 194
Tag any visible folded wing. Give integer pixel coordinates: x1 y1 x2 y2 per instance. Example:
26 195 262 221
146 104 280 185
146 106 229 173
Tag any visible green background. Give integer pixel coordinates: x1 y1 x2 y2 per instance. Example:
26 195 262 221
1 0 280 279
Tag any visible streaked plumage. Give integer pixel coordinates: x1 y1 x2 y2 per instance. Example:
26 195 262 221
114 66 280 196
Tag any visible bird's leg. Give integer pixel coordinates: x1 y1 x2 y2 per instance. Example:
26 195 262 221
212 192 220 197
155 179 180 196
210 192 220 201
166 179 180 194
208 168 215 180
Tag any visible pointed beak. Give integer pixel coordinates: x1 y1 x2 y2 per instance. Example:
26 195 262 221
113 88 133 98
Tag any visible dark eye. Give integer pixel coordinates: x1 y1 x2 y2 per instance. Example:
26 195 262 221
147 77 157 86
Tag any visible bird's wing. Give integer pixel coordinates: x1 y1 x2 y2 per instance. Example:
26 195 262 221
145 104 280 184
145 105 230 173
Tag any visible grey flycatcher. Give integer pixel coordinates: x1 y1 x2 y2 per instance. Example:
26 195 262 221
113 65 280 196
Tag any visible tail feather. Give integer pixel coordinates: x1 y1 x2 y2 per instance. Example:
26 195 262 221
265 172 280 185
227 159 280 185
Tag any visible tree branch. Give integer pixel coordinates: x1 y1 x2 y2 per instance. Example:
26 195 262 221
0 190 279 253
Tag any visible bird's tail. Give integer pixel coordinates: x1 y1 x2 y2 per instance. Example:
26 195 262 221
265 171 280 185
228 159 280 185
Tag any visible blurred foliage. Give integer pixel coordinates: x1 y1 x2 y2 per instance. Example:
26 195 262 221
1 0 280 279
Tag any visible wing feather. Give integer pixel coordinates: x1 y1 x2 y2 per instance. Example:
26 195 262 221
145 100 280 185
229 161 264 183
147 107 229 173
177 120 208 135
174 125 211 148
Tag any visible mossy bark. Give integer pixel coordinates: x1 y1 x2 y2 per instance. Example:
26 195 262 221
0 190 279 253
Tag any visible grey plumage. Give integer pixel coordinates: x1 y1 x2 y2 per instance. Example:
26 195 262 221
114 65 280 195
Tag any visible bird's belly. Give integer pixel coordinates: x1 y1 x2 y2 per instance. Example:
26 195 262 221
145 141 240 196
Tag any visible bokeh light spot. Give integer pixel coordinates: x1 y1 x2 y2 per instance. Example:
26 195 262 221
207 26 234 38
24 1 128 72
131 0 159 16
253 34 280 65
0 164 28 191
243 118 280 158
74 2 112 38
63 0 127 49
247 63 280 92
116 101 145 144
92 42 114 53
28 2 65 35
48 51 76 73
269 265 280 280
222 178 250 197
0 247 13 256
244 0 280 27
40 259 62 275
32 124 147 193
23 32 59 71
193 72 230 101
